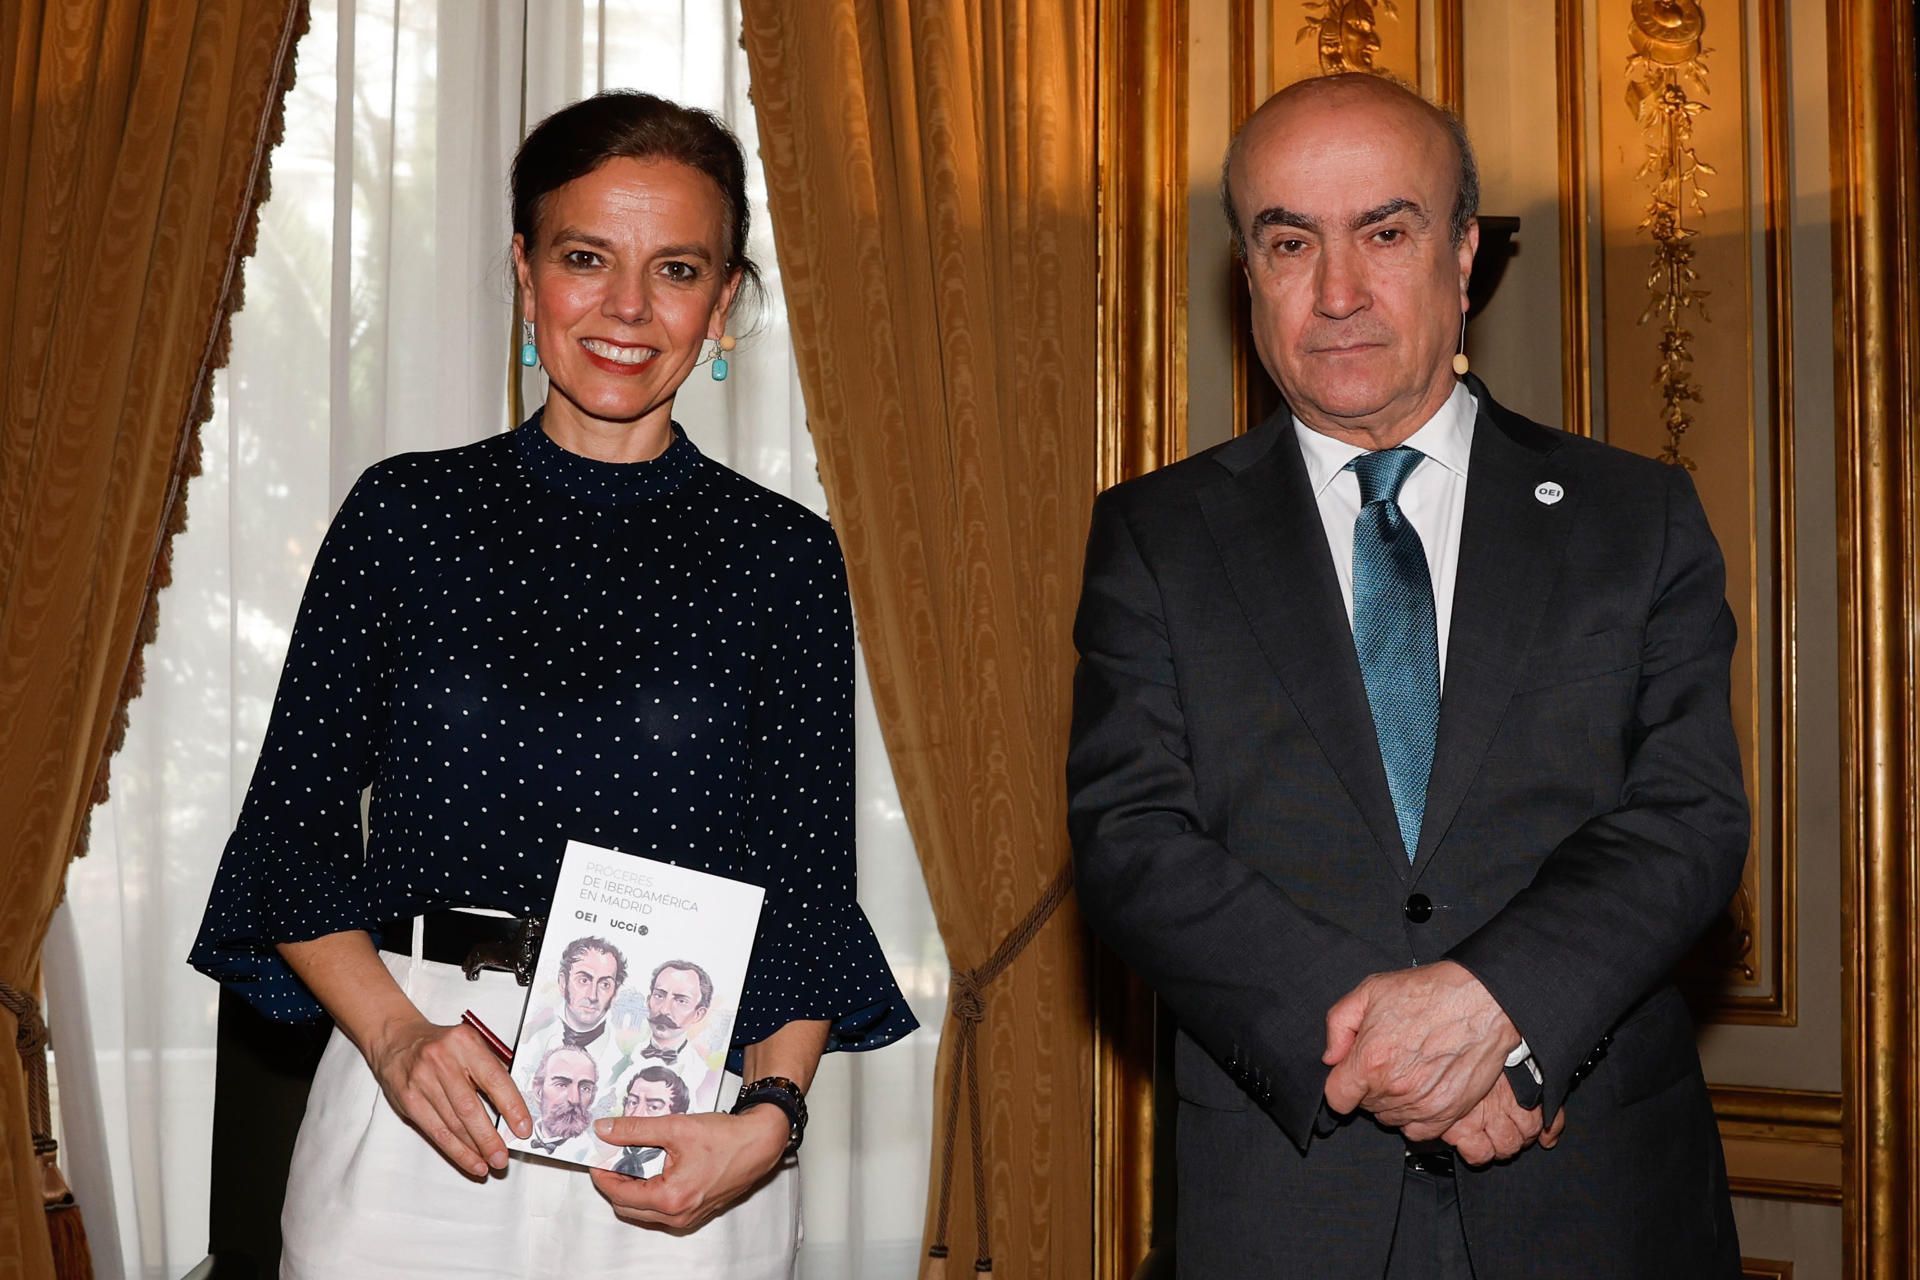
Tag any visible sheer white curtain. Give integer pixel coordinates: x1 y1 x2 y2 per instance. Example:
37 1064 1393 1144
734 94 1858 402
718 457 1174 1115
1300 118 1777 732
52 4 945 1277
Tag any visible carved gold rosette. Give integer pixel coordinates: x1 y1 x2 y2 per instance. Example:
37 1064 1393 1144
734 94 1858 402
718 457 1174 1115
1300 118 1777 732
1625 0 1711 470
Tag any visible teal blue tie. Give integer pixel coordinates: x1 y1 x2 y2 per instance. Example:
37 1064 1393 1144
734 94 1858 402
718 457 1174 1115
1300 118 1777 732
1348 447 1439 861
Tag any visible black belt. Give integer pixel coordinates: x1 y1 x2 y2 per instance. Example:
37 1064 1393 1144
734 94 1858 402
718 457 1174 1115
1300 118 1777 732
1404 1145 1456 1177
377 911 546 985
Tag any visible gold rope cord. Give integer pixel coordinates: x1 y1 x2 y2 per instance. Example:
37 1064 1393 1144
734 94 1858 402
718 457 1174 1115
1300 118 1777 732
925 864 1075 1280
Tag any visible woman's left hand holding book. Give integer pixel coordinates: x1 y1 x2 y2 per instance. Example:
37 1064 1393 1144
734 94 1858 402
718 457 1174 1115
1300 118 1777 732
588 1016 827 1229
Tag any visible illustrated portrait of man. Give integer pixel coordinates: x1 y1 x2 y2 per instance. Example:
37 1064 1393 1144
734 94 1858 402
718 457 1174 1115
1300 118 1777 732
514 935 628 1087
523 1044 599 1163
636 959 716 1108
1069 72 1747 1279
606 1064 690 1179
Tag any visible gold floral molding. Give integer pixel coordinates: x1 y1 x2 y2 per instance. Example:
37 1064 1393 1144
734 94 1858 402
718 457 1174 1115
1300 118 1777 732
1625 0 1712 469
1298 0 1397 75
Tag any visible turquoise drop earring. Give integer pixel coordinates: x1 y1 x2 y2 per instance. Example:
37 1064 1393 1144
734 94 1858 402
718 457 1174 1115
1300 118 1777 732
520 318 538 368
711 333 737 381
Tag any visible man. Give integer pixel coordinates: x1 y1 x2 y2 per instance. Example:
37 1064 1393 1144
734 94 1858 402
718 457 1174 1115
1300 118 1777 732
514 937 631 1101
1068 73 1746 1279
605 1064 691 1178
636 959 717 1110
523 1045 600 1163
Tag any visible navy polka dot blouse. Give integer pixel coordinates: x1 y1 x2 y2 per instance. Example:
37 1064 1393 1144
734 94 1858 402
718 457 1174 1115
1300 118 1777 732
190 414 917 1058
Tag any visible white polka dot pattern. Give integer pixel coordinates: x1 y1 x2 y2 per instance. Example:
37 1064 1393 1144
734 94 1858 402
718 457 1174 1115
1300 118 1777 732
189 415 916 1059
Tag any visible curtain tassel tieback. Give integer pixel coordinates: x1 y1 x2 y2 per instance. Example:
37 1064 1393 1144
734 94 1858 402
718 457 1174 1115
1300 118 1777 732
923 863 1073 1280
1 980 93 1280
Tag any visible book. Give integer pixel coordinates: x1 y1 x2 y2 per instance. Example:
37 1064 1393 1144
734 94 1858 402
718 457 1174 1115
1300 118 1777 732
498 839 765 1173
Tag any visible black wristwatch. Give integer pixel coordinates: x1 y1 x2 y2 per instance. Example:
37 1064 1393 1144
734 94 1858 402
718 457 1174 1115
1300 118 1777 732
732 1075 808 1157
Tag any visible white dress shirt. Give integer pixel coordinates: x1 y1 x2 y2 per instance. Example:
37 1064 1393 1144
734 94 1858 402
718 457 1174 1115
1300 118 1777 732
1291 380 1476 690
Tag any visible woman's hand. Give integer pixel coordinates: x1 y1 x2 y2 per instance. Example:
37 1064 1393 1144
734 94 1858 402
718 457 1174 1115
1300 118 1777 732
278 928 535 1181
366 1014 534 1177
588 1105 789 1229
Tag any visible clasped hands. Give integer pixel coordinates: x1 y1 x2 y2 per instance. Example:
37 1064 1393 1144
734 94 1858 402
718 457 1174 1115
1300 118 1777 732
1321 961 1564 1166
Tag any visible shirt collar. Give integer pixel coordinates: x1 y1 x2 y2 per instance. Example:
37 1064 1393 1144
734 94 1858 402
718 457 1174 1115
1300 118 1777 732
1291 381 1477 498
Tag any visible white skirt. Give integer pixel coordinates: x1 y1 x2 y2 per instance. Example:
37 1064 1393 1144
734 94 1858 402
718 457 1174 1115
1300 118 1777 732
279 946 800 1279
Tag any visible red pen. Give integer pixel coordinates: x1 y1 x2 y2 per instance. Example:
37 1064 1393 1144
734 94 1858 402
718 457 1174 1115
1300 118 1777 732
462 1009 513 1065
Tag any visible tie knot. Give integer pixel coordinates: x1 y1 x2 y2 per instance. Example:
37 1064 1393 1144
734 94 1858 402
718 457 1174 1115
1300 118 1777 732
1349 446 1425 506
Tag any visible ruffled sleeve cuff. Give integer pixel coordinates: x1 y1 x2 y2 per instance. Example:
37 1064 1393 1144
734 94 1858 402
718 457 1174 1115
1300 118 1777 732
188 838 378 1023
727 896 920 1073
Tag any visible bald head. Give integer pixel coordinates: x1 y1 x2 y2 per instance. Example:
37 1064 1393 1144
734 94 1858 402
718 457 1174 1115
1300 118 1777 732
1221 74 1478 258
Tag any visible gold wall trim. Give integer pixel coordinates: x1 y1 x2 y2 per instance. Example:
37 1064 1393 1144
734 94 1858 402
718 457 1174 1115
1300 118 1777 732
1830 0 1920 1273
1091 954 1158 1280
1714 1087 1842 1206
1713 1085 1844 1131
1097 0 1190 491
1728 1174 1841 1207
1707 0 1798 1028
1094 5 1188 1276
1744 0 1797 1029
1554 0 1591 439
1432 0 1462 113
1229 0 1259 438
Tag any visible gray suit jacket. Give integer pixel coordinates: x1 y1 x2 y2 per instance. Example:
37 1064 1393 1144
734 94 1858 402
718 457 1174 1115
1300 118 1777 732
1068 379 1746 1279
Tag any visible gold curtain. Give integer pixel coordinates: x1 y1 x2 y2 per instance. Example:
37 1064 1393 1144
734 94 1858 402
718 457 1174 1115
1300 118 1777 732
0 1 307 1272
740 3 1097 1276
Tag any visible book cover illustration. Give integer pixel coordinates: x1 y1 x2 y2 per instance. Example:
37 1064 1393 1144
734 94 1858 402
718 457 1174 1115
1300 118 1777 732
500 839 765 1173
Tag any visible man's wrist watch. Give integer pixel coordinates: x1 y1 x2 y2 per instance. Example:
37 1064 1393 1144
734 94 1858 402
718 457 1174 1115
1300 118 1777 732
732 1075 808 1157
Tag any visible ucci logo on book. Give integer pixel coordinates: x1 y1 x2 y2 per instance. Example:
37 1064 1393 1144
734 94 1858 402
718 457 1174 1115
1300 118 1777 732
571 908 648 936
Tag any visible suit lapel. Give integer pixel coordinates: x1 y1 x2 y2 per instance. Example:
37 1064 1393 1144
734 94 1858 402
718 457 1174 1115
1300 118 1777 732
1198 418 1411 881
1411 387 1576 874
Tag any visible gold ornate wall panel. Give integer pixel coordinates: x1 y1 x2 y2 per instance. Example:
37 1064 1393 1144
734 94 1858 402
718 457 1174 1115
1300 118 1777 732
1560 0 1796 1026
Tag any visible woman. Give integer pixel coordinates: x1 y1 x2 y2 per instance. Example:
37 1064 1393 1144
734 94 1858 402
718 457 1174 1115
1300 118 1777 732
190 91 915 1277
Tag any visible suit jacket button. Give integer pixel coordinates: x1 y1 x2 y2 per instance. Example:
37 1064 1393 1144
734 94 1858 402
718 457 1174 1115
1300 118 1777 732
1404 893 1433 924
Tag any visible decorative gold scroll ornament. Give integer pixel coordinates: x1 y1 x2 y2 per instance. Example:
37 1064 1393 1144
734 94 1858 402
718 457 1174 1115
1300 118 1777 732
1625 0 1711 469
1298 0 1396 74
